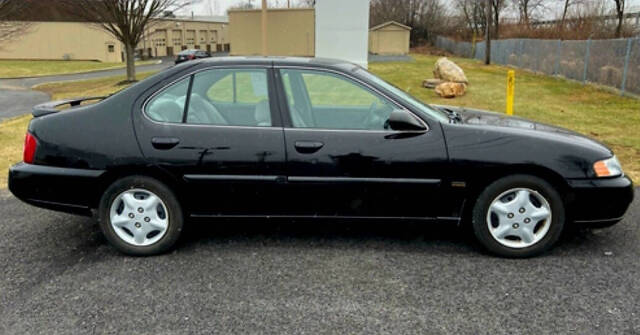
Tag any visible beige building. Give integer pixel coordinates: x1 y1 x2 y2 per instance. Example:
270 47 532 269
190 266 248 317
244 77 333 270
0 21 124 63
368 21 411 55
228 8 314 57
138 17 229 58
0 17 228 63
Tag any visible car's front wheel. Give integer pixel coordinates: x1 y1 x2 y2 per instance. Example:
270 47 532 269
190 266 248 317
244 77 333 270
471 175 565 258
98 176 183 256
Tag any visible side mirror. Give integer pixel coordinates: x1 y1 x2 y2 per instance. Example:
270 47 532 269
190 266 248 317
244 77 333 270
387 109 426 131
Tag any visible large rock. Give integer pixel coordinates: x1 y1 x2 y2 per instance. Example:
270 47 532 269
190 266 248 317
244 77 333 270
435 82 467 98
433 57 468 84
422 78 444 89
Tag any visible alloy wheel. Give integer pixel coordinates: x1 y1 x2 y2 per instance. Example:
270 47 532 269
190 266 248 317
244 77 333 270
486 188 552 249
109 188 169 247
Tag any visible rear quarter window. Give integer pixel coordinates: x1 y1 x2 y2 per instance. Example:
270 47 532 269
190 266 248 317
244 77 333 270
145 77 190 123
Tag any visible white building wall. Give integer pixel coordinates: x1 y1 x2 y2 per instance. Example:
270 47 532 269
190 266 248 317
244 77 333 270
314 0 370 68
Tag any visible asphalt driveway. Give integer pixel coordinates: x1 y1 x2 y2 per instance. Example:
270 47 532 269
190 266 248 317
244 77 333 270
1 188 638 334
0 60 172 121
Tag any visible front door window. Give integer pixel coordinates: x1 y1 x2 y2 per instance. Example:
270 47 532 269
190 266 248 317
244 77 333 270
279 69 395 130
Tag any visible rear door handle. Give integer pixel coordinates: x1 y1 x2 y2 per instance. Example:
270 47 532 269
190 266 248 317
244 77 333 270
295 141 324 153
151 137 180 150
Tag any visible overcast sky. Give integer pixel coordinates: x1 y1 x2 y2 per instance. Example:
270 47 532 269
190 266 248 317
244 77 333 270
176 0 306 16
177 0 640 18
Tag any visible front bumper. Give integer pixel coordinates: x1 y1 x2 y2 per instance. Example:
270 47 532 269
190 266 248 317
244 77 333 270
8 162 105 216
567 175 634 227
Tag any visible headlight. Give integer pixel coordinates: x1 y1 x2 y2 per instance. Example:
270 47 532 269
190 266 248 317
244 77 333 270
593 156 623 177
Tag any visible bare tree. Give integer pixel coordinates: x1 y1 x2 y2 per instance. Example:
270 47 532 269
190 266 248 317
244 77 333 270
613 0 624 38
64 0 188 82
560 0 572 35
453 0 487 38
370 0 449 44
512 0 546 28
0 0 25 19
0 0 31 47
491 0 506 38
558 0 583 39
485 0 491 64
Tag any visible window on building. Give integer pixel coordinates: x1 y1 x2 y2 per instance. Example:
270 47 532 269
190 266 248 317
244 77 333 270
107 45 115 53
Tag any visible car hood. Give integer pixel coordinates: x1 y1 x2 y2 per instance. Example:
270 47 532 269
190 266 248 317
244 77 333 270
433 104 612 156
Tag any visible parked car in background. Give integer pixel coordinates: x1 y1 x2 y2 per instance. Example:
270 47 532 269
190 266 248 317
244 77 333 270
175 49 210 64
8 57 634 257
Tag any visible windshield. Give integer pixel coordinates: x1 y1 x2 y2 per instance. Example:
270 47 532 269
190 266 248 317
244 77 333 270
356 68 449 123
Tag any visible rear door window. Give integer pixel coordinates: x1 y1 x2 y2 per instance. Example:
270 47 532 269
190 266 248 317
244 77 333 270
186 68 271 127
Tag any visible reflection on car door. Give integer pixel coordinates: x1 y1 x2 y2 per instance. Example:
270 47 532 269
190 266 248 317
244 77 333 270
134 66 286 216
276 68 450 218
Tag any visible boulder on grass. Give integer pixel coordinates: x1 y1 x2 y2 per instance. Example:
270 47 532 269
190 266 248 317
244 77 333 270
435 82 467 98
433 57 468 84
422 78 443 89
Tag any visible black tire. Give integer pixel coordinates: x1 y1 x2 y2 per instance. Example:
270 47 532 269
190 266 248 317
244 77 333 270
98 176 183 256
471 174 565 258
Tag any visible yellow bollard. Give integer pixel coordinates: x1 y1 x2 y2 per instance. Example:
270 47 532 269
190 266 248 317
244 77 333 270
506 70 515 116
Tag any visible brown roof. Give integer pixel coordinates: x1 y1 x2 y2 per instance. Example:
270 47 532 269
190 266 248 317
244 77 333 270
369 21 412 31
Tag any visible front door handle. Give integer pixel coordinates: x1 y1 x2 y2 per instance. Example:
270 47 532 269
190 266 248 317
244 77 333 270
151 137 180 150
295 141 324 153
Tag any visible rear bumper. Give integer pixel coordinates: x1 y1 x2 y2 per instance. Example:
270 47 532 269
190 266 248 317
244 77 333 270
8 162 105 216
567 175 634 227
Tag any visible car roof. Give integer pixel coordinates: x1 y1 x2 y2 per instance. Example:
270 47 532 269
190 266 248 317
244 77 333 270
190 56 360 72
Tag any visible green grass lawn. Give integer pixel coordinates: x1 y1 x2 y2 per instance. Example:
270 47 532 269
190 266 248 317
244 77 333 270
0 115 31 188
34 72 155 100
0 72 155 188
0 59 157 78
1 54 638 188
369 54 640 182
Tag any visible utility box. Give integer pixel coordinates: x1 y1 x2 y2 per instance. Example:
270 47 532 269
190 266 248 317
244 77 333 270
314 0 370 68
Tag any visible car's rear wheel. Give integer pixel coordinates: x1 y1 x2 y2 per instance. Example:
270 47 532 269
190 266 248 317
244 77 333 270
471 175 565 258
98 176 183 256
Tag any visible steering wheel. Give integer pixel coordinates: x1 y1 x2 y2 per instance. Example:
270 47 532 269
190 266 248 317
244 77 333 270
361 102 377 129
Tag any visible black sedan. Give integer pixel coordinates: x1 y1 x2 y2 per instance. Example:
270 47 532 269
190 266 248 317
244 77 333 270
174 49 210 64
8 57 634 257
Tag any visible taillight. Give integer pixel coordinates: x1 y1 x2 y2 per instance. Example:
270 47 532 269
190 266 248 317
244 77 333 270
23 132 37 164
188 54 195 60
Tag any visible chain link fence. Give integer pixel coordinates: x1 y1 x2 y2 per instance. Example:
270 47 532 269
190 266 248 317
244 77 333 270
435 36 640 96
